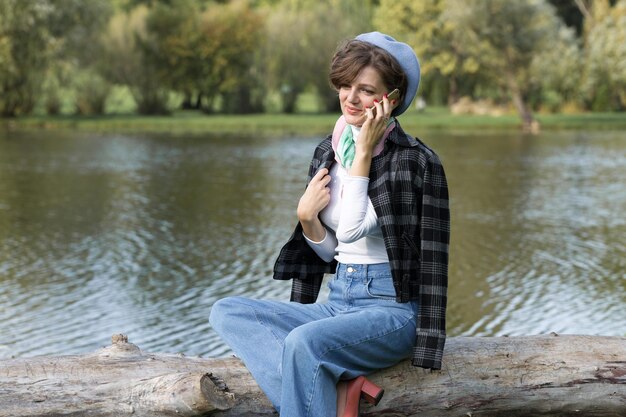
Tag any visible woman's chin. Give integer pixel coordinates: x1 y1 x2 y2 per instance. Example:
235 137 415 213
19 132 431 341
343 113 365 127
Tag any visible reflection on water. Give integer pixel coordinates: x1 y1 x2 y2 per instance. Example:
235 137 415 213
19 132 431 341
0 129 624 359
444 131 626 337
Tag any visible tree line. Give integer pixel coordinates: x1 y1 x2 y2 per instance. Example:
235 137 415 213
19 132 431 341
0 0 624 130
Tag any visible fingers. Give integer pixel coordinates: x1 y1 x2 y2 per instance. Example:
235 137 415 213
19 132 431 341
312 167 331 185
313 167 328 179
381 93 395 121
310 167 331 194
368 96 393 124
372 100 384 120
298 169 331 222
359 93 397 151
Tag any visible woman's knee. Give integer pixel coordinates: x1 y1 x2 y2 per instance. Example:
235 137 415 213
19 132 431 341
283 323 322 358
209 296 247 332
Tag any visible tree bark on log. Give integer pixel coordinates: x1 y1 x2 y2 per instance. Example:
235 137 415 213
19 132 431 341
0 334 624 417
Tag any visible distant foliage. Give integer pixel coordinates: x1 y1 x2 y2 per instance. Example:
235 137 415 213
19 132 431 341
0 0 112 116
529 25 582 112
585 0 626 110
101 6 171 115
196 0 265 113
0 0 623 117
139 0 265 113
375 0 482 106
264 0 374 113
376 0 583 130
0 0 53 116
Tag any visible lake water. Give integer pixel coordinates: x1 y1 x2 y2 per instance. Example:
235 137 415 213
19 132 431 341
0 128 624 359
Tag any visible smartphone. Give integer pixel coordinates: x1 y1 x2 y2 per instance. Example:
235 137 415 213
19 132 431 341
370 89 400 117
387 88 400 101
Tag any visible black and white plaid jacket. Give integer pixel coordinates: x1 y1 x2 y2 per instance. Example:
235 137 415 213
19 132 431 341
273 122 450 370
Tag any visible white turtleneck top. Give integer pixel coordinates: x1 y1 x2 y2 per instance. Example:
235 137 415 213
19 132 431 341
303 125 388 264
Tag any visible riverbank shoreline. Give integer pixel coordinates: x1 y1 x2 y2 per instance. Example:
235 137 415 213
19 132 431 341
2 109 625 135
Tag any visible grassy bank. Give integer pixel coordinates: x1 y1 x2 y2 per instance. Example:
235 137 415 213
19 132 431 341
3 107 625 136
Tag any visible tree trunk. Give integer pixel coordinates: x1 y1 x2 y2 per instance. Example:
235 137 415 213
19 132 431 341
448 75 459 107
506 73 540 134
281 92 298 114
181 91 193 110
0 334 624 417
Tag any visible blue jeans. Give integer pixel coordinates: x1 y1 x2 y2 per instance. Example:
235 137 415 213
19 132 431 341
209 263 418 417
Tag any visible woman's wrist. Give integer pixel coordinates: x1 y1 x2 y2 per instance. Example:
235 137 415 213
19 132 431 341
355 140 375 157
297 205 319 224
349 150 373 177
303 227 327 244
353 148 373 163
300 217 326 242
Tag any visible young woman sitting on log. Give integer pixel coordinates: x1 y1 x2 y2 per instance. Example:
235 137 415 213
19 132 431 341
210 31 450 417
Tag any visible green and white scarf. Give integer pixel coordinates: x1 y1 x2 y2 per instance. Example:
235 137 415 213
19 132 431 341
332 116 396 169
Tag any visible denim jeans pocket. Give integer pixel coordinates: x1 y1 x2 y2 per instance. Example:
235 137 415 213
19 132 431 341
366 275 397 301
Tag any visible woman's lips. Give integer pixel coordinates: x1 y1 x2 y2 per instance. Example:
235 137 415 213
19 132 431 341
345 106 362 115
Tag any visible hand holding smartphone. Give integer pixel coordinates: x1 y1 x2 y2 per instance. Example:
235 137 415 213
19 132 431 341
370 88 400 117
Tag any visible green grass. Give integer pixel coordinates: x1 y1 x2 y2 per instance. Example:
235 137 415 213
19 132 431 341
3 107 625 136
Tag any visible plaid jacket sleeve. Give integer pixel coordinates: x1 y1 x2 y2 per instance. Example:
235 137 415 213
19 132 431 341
412 150 450 370
273 136 337 304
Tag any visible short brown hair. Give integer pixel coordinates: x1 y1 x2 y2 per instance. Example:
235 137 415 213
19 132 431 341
329 39 407 101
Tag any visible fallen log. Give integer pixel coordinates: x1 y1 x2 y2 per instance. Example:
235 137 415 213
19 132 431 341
0 334 624 416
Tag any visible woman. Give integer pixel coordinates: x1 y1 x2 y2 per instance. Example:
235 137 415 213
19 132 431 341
210 32 450 417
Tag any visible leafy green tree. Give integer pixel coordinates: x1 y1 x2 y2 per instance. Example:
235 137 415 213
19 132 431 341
144 0 203 109
195 0 265 113
0 0 53 116
263 4 316 113
55 0 113 114
0 0 113 116
46 0 113 115
443 0 573 131
584 0 626 110
145 0 264 113
263 0 374 113
0 6 15 110
549 0 586 35
101 6 170 114
309 0 375 112
374 0 480 106
529 25 582 112
73 69 112 114
574 0 614 37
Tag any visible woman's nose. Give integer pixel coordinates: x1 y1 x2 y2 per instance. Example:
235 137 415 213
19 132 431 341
346 88 359 103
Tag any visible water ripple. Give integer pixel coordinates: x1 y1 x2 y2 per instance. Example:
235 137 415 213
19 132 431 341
1 130 624 359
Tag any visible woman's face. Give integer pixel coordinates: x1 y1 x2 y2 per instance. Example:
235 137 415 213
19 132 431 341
338 66 389 127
